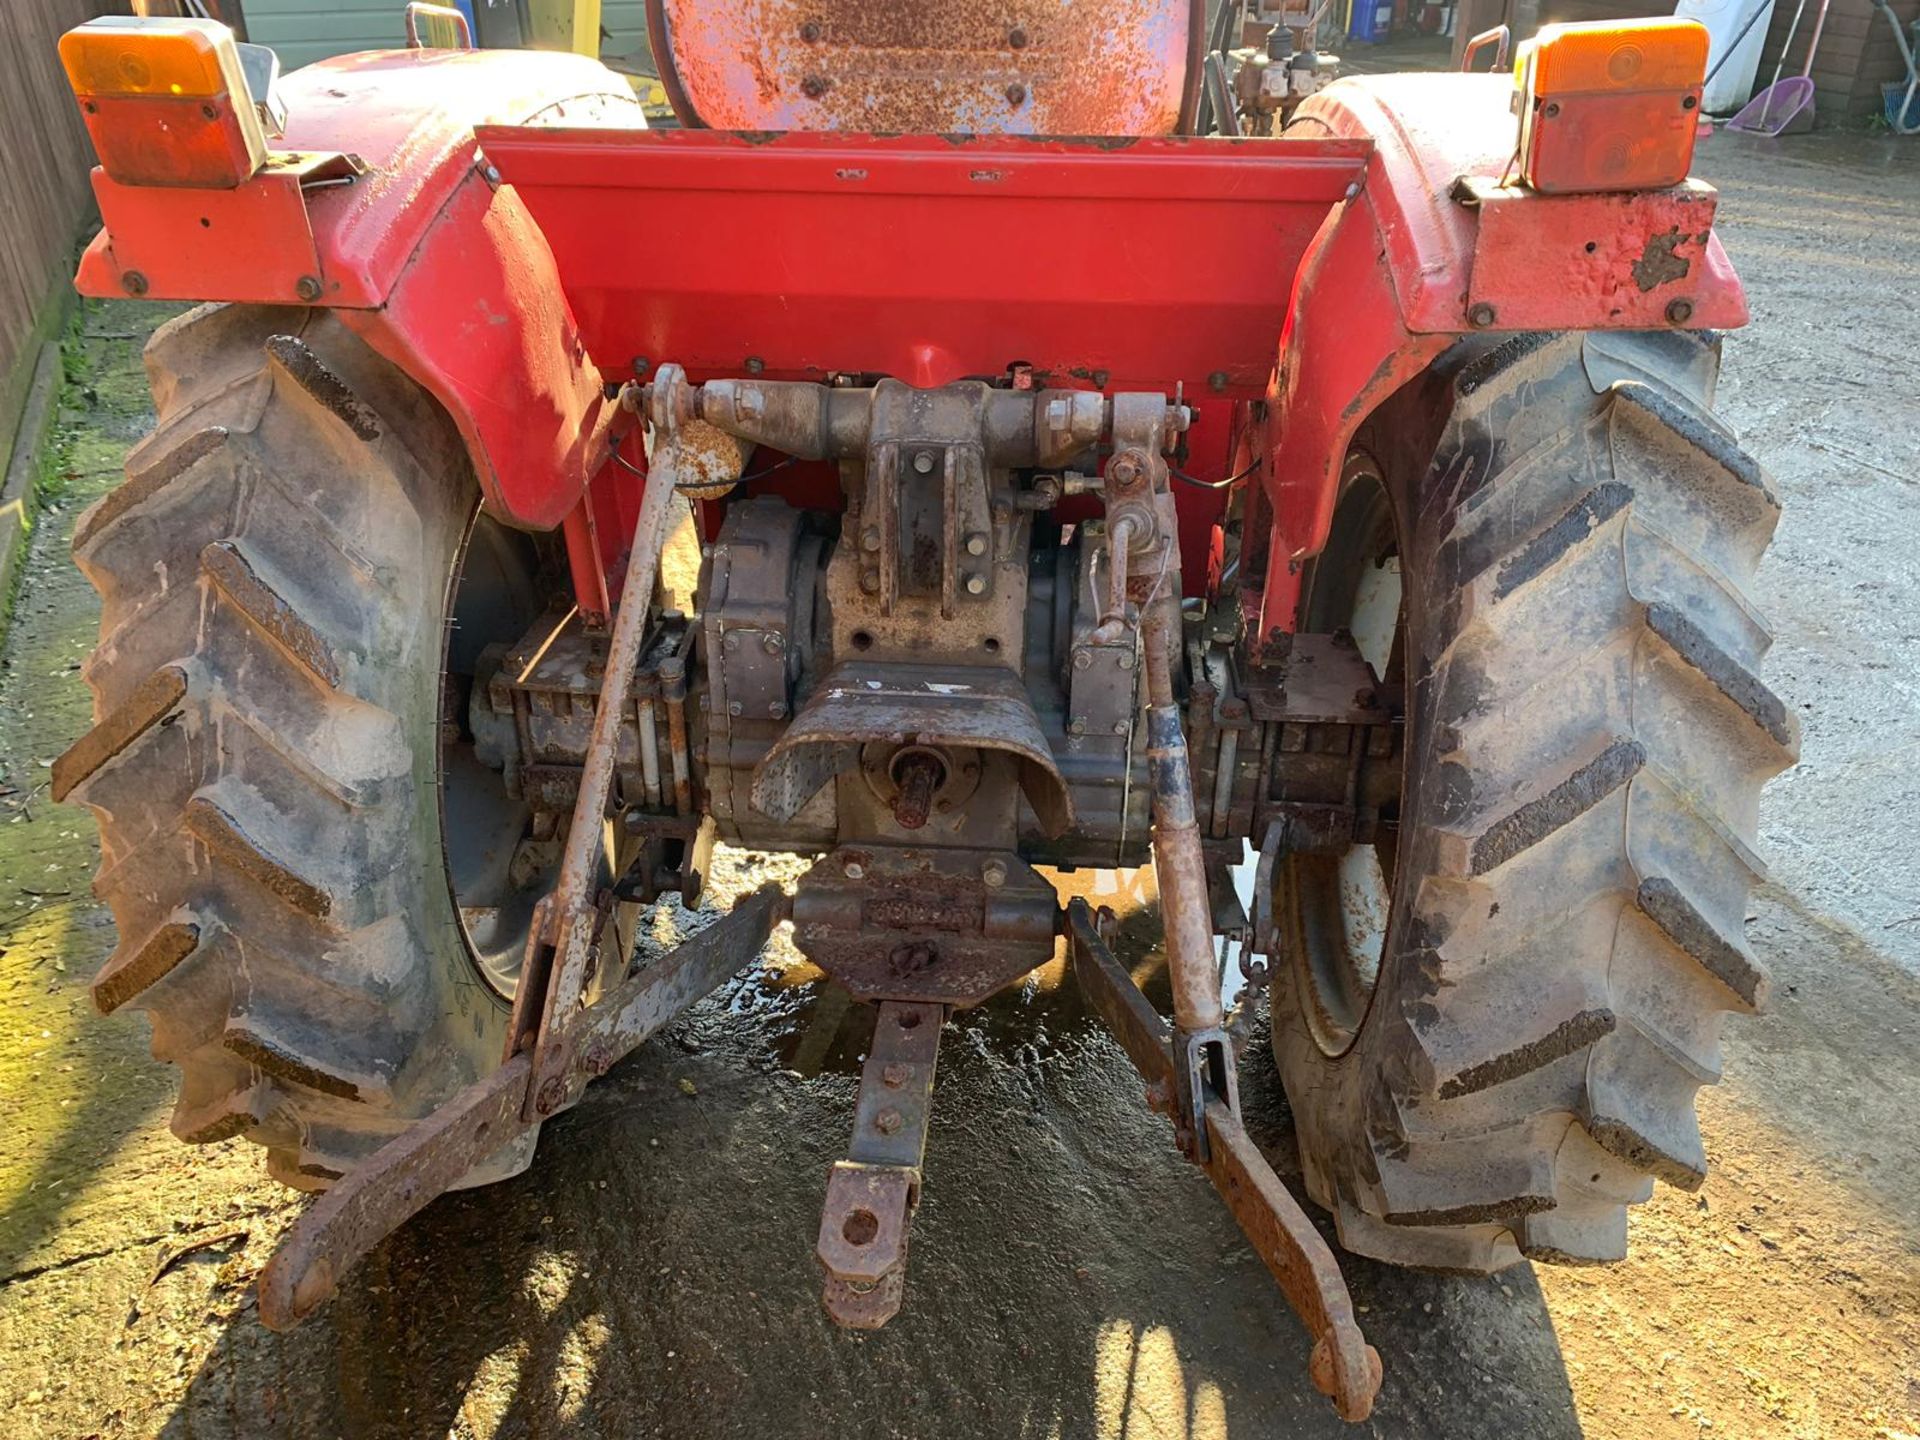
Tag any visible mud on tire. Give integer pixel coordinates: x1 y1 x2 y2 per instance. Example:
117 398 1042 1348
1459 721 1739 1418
1271 330 1798 1270
55 304 532 1190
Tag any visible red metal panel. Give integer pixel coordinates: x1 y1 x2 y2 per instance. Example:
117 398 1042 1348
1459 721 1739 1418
1292 74 1747 334
650 0 1200 136
1260 199 1447 636
82 162 326 305
1255 72 1751 627
343 170 618 532
75 47 640 308
1466 179 1743 330
476 128 1372 400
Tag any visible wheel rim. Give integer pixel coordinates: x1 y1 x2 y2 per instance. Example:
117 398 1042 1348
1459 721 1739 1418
1286 455 1406 1058
439 510 547 1001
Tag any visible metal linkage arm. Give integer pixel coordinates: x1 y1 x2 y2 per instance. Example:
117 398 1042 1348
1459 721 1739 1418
816 999 944 1328
258 885 787 1330
512 370 703 1116
1066 900 1382 1424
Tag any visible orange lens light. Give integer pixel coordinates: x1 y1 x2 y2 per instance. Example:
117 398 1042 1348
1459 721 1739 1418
1514 19 1707 194
1526 18 1709 97
60 18 267 189
60 17 246 101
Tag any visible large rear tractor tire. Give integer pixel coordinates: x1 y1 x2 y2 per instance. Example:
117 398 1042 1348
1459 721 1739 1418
1271 331 1797 1270
56 304 560 1190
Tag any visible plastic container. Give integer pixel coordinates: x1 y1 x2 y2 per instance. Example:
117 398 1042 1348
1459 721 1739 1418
1348 0 1395 43
1679 0 1777 114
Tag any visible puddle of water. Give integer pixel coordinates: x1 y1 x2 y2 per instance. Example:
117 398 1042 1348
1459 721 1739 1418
707 854 1261 1079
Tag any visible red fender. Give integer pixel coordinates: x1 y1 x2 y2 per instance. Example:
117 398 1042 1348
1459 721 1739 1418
1259 74 1748 634
75 49 642 531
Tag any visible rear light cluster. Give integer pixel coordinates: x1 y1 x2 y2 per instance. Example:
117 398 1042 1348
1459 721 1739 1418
1513 18 1709 194
59 17 266 188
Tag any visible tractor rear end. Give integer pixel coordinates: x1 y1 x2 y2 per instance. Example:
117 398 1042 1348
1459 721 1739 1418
52 7 1792 1422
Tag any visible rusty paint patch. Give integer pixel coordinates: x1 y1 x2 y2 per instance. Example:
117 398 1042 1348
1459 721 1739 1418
1631 228 1691 293
657 0 1195 135
670 420 748 500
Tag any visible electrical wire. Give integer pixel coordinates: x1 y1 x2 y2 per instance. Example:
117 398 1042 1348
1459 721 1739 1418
607 440 799 492
1170 457 1260 492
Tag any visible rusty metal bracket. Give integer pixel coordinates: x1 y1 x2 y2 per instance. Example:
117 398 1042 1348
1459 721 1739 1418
257 884 788 1331
1454 176 1740 332
816 999 944 1329
1066 899 1382 1424
513 367 701 1120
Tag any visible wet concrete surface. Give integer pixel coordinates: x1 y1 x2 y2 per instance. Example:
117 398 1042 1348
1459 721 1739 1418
2 132 1918 1440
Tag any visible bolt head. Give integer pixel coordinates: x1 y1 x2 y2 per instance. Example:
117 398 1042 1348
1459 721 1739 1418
860 570 881 595
981 858 1008 888
1108 458 1140 487
964 573 987 595
881 1062 911 1088
762 633 785 655
745 356 766 375
295 275 323 303
1008 25 1029 47
1006 81 1027 105
1208 371 1229 394
1468 302 1497 329
874 1107 904 1135
1666 298 1694 325
800 75 828 98
535 1076 567 1117
799 19 822 41
912 450 936 474
861 525 882 551
965 532 988 556
1072 650 1093 671
844 859 866 880
727 701 743 717
120 270 149 297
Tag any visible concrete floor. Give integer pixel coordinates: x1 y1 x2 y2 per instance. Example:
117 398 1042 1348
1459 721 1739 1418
0 129 1917 1440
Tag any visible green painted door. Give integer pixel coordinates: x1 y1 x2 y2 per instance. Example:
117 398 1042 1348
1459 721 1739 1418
240 0 654 70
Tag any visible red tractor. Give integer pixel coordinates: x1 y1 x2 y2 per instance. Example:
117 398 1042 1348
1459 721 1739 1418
53 5 1793 1420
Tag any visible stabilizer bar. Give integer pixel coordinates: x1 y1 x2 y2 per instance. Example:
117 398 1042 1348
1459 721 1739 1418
258 884 787 1330
1065 899 1383 1424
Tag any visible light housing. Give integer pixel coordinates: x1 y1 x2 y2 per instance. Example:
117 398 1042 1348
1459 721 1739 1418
1513 18 1708 194
60 17 268 189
